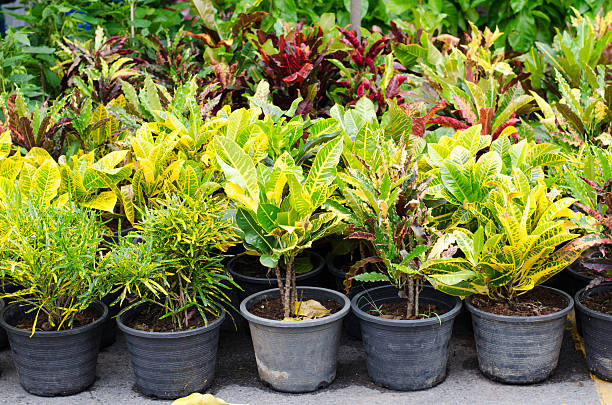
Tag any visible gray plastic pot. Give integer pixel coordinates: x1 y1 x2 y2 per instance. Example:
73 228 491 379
228 251 324 301
575 283 612 381
117 309 225 399
352 285 462 390
240 287 350 393
466 286 573 384
0 301 108 396
0 298 6 349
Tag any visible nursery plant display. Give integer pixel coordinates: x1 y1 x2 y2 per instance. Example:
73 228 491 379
0 195 109 396
0 0 612 399
105 192 237 399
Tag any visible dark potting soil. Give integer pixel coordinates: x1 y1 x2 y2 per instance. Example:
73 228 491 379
369 301 448 320
582 291 612 315
250 297 342 321
16 309 99 332
232 254 313 278
471 287 567 316
127 306 217 333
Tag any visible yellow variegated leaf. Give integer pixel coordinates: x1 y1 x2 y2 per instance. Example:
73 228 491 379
31 160 61 206
81 191 117 212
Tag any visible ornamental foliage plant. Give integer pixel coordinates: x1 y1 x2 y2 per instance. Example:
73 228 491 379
104 192 237 331
335 113 434 318
214 109 345 318
0 196 106 333
423 183 599 300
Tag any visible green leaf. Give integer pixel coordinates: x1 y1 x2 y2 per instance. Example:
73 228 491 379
257 204 280 233
353 272 390 283
235 208 275 253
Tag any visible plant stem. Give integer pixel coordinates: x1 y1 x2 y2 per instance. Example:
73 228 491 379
414 278 420 318
407 277 414 317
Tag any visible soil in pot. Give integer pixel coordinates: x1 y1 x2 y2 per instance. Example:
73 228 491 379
371 301 448 320
250 297 342 320
581 290 612 314
470 287 566 316
16 309 99 331
127 306 217 332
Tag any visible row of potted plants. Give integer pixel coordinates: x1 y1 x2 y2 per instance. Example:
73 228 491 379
0 98 610 398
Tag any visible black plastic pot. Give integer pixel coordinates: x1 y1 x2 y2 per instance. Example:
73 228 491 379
0 298 6 349
100 291 122 349
102 226 136 245
0 301 108 396
466 286 573 384
227 251 325 301
327 254 390 339
575 283 612 381
240 287 350 393
117 309 225 399
352 285 461 390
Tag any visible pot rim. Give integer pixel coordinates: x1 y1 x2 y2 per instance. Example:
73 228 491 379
351 284 462 327
240 286 350 328
0 300 109 337
575 283 612 322
227 250 325 284
566 262 596 282
117 308 226 338
465 286 573 323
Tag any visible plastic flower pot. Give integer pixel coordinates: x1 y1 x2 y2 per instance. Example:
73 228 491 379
117 309 225 399
0 298 6 349
0 301 108 396
227 251 325 301
99 290 122 349
240 287 350 393
351 285 462 390
465 286 573 384
575 283 612 381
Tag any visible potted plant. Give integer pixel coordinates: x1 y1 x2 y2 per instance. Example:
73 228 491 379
215 134 350 393
561 146 612 293
0 200 109 396
105 193 237 399
336 132 462 391
424 183 596 384
573 164 612 380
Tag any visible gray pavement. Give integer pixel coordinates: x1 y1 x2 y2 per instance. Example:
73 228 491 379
0 311 606 405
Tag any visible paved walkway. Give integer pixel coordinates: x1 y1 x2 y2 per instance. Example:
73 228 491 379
0 311 609 405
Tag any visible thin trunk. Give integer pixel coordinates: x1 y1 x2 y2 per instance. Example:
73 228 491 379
350 0 362 40
274 265 289 318
407 277 414 317
414 279 420 318
130 0 136 38
287 256 297 317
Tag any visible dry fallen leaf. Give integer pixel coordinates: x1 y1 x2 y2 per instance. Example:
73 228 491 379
171 393 248 405
291 299 331 320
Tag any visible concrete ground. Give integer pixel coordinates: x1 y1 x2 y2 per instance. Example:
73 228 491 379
0 311 609 405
